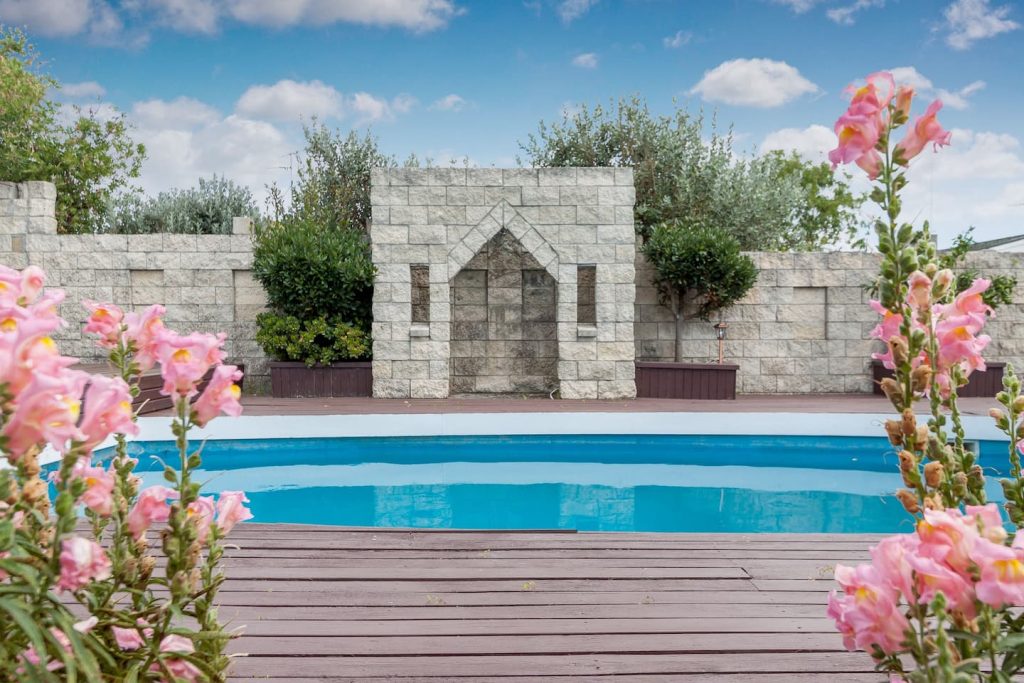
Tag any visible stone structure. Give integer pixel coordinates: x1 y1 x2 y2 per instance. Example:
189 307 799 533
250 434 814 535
3 178 1022 397
635 250 1024 394
0 181 269 392
369 168 639 399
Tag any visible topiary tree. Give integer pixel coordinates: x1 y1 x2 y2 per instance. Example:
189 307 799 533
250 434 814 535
642 221 758 362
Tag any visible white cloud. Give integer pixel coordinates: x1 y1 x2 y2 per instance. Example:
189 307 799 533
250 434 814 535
571 52 598 68
148 0 220 34
663 30 692 48
888 66 986 110
689 58 818 108
429 94 466 112
235 80 344 122
761 122 1024 243
0 0 95 36
943 0 1020 50
349 92 416 123
760 124 836 163
557 0 597 23
771 0 822 13
132 96 221 129
225 0 462 32
60 81 107 99
826 0 885 25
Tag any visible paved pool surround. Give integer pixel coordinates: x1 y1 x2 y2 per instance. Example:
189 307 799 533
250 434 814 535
2 178 1023 396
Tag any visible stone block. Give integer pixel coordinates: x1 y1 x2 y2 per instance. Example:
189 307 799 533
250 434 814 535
409 224 447 245
598 379 635 399
560 380 598 399
466 168 503 186
373 378 411 398
522 186 561 205
576 168 616 186
576 205 616 224
536 205 576 224
597 185 635 206
408 186 448 205
484 187 522 206
411 379 448 398
429 168 467 186
502 168 538 186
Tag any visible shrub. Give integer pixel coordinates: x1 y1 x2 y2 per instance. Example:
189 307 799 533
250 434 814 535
251 216 375 324
256 313 371 366
642 221 757 361
101 175 259 234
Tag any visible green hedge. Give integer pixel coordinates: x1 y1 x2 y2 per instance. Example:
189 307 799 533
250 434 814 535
255 313 371 366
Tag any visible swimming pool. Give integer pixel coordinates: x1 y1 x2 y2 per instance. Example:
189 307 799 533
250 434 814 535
98 434 1012 534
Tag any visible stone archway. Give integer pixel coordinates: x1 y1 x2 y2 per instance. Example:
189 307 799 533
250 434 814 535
450 228 558 395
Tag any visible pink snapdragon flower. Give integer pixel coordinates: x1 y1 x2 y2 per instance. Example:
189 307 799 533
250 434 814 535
127 486 180 538
895 100 952 162
870 534 917 600
906 553 977 617
216 490 254 534
151 635 202 682
19 627 72 673
916 508 978 573
82 300 124 349
828 563 909 654
972 537 1024 607
192 364 244 426
906 271 932 310
57 537 112 592
155 330 226 398
2 371 88 458
188 496 217 543
69 460 116 517
123 304 166 372
112 619 155 651
78 374 138 450
829 110 884 179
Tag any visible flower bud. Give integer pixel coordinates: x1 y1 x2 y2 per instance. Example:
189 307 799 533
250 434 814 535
912 365 933 394
1013 396 1024 414
896 489 920 514
990 408 1007 421
924 263 938 278
880 378 903 409
924 461 944 488
924 493 944 511
901 409 917 435
21 478 47 504
140 555 156 579
933 269 954 297
889 337 909 366
915 425 930 450
898 449 916 473
885 420 904 446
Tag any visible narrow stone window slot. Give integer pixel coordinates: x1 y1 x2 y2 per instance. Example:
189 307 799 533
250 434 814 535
410 265 430 324
577 264 597 335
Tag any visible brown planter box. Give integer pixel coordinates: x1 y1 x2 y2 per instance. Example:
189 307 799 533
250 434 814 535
635 361 738 400
871 359 1005 398
269 361 372 398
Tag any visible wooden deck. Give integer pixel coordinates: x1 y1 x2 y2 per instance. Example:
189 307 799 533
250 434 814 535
221 524 879 681
198 393 998 417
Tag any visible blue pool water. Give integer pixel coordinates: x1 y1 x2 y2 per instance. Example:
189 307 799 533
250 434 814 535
95 434 1012 533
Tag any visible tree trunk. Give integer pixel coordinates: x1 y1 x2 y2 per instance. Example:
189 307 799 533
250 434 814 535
672 293 684 363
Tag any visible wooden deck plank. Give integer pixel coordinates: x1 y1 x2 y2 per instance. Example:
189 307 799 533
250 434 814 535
225 653 875 678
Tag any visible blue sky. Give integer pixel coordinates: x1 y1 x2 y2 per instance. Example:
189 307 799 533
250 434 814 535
3 0 1022 244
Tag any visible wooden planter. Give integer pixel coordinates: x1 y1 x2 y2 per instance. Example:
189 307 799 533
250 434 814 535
635 361 738 400
871 360 1005 398
269 361 372 398
134 364 244 416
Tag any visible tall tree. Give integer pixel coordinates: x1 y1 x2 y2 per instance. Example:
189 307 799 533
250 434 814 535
0 27 145 234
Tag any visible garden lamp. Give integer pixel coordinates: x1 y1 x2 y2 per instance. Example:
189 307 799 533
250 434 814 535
714 322 727 364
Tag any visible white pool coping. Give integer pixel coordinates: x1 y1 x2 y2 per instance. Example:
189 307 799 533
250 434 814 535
28 410 1006 468
137 410 1007 442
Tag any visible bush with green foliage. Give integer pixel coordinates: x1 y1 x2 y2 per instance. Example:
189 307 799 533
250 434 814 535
252 216 375 325
0 27 145 234
100 175 259 234
938 228 1017 310
642 221 758 361
255 313 371 366
520 97 863 251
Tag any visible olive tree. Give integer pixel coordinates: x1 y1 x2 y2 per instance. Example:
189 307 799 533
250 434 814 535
642 221 758 362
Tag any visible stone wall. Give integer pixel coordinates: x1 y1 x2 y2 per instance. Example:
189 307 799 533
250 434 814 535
369 168 639 399
4 178 1022 398
0 181 270 392
635 250 1024 394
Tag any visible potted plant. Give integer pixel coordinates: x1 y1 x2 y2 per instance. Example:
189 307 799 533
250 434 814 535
251 215 375 397
637 221 757 399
